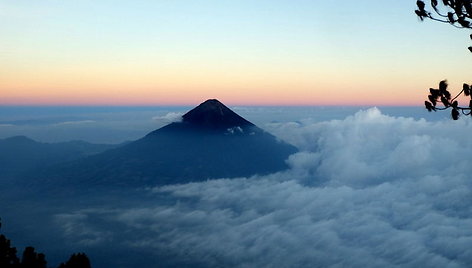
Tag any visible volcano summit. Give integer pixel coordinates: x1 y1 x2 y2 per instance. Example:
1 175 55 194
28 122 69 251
36 99 298 188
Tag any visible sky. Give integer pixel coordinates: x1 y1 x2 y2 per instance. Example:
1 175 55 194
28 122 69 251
1 0 470 106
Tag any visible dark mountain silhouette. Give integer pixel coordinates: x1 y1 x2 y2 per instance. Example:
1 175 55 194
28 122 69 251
181 99 254 129
35 99 297 189
0 136 119 179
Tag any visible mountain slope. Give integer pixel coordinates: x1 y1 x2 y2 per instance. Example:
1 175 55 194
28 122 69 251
34 99 298 189
0 136 118 179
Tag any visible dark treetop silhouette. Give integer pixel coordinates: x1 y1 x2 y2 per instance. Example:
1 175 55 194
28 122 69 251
415 1 472 119
31 99 297 191
0 219 91 268
424 80 472 120
415 0 472 51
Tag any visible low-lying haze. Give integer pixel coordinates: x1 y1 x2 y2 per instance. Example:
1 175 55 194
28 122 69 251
0 106 446 143
1 106 471 267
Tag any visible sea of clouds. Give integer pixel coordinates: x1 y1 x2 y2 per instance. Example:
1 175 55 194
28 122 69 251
54 108 472 267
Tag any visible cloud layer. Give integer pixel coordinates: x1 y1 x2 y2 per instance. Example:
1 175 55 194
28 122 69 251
55 108 472 267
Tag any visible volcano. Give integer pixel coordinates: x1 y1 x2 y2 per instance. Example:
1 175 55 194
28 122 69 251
36 99 298 189
181 98 254 129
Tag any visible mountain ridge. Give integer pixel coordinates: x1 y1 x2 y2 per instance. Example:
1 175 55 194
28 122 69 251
24 99 298 191
0 136 120 180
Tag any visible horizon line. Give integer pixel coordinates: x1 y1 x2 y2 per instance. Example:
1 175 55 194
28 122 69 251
0 103 425 108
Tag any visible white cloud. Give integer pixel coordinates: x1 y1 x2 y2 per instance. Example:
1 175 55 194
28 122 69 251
52 120 96 126
152 112 183 123
55 108 472 267
55 210 113 246
226 126 244 135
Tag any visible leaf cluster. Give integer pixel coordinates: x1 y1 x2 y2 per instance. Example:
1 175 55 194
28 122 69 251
58 253 91 268
416 0 472 51
425 80 472 119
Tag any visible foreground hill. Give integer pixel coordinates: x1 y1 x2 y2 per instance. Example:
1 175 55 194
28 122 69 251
36 99 297 189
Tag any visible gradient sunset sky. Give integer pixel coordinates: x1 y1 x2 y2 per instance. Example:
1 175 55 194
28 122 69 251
1 1 470 106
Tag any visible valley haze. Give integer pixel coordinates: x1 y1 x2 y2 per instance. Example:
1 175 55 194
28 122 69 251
1 103 471 267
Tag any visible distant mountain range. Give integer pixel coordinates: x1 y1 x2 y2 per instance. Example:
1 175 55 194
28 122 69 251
0 136 119 180
4 99 298 191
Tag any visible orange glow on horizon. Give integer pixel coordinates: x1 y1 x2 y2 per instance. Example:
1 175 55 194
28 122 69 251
0 57 459 107
0 87 426 107
1 1 470 109
0 73 431 107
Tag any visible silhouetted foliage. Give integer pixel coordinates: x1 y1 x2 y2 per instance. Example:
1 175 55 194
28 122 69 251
0 233 20 266
21 247 47 268
415 0 472 51
416 1 472 118
424 80 472 119
0 218 20 267
0 218 91 268
57 253 91 268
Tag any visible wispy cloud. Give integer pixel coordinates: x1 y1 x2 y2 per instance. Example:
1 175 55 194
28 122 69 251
152 112 183 124
55 209 114 246
52 120 96 126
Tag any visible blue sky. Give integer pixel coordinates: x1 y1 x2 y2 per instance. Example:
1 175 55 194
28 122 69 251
1 1 470 105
